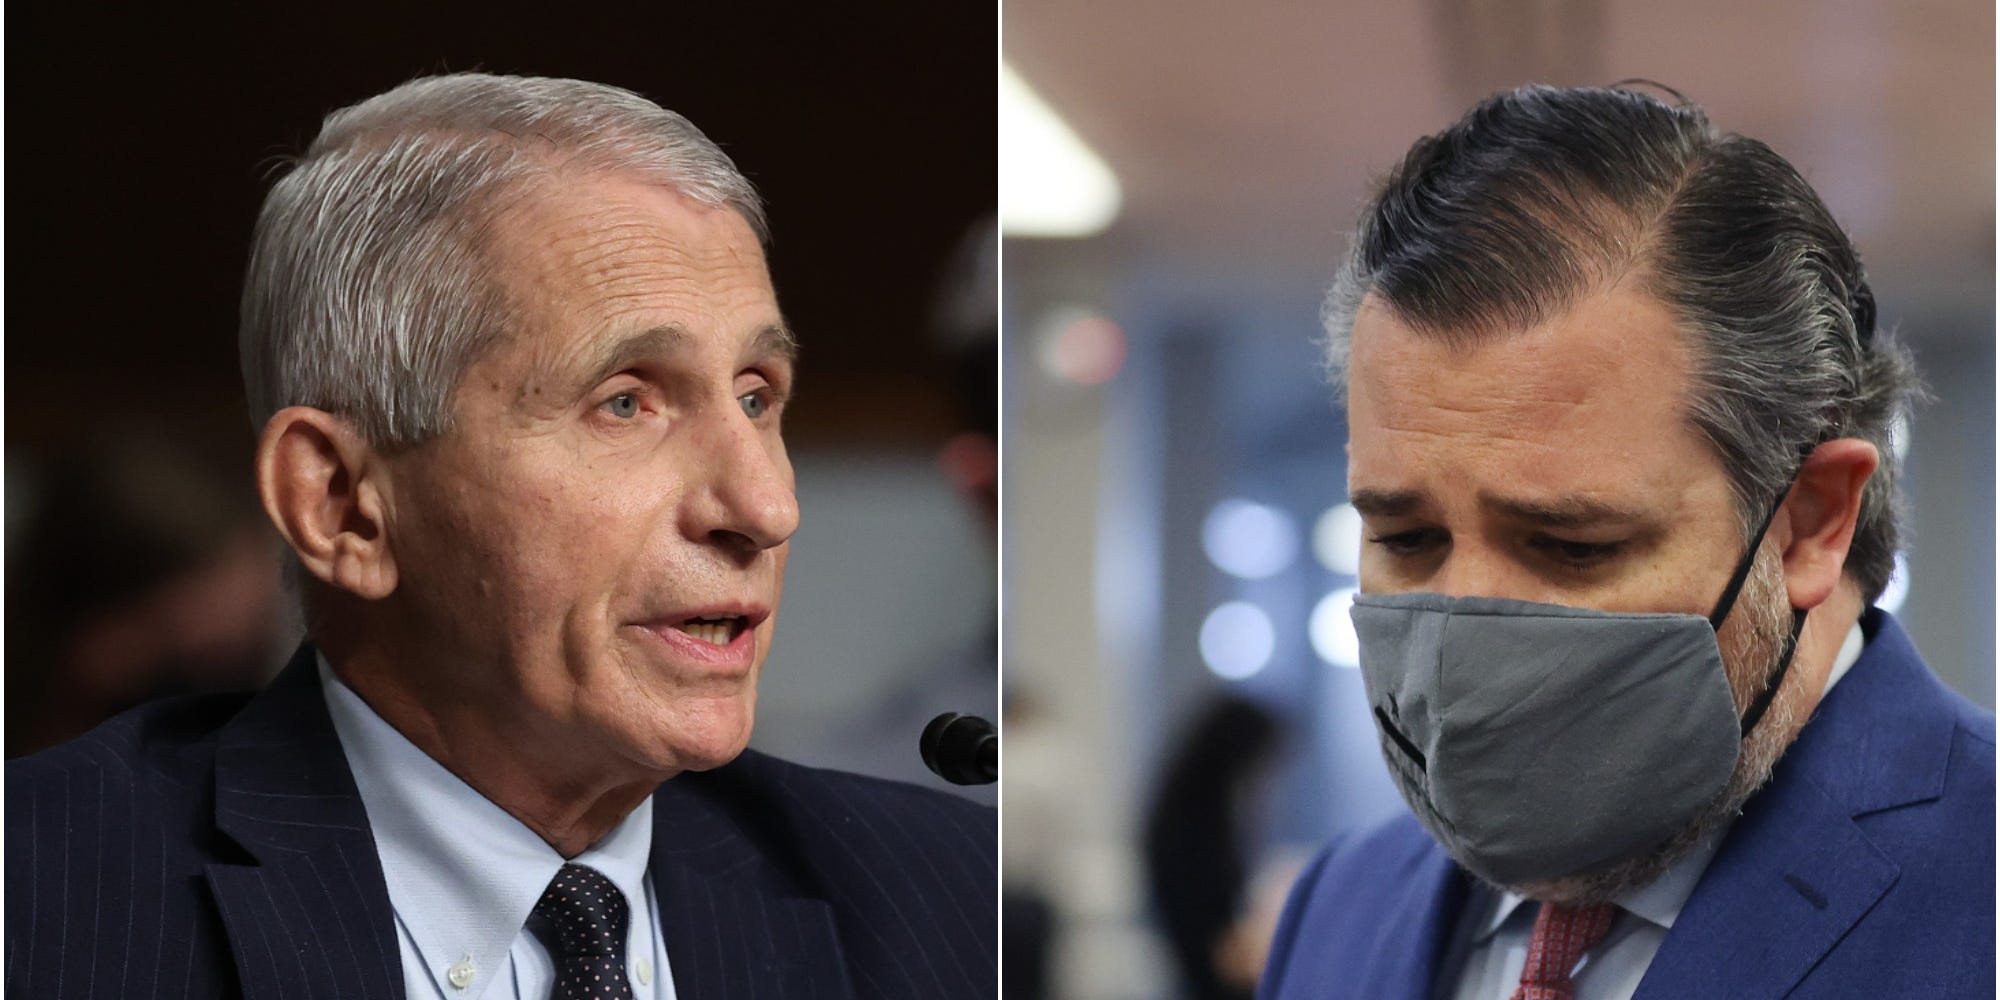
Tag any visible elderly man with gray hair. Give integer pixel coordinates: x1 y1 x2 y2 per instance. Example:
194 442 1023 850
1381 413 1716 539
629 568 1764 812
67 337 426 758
1259 84 1992 1000
6 73 995 1000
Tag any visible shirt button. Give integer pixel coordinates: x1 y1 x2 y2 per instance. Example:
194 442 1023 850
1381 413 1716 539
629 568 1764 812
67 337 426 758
636 958 654 986
447 956 476 990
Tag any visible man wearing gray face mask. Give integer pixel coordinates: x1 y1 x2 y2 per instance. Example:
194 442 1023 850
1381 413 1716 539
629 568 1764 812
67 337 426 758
1258 85 1993 1000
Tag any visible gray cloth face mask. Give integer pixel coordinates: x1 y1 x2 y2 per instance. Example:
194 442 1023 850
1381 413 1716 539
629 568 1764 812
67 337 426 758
1350 494 1805 887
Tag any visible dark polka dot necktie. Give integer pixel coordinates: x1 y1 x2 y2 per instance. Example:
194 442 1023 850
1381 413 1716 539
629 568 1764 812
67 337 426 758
533 863 636 1000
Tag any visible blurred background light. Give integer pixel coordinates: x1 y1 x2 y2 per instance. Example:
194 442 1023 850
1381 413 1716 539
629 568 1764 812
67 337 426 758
1199 601 1276 680
1202 499 1300 580
1311 502 1363 575
1889 412 1910 464
1037 309 1129 385
1308 587 1361 668
1000 62 1122 238
1879 551 1911 615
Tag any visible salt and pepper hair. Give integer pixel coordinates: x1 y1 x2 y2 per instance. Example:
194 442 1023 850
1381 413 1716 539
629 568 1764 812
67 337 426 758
1323 84 1922 604
240 72 767 448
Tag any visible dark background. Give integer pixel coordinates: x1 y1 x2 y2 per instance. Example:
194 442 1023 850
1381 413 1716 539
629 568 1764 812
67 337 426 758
8 3 994 460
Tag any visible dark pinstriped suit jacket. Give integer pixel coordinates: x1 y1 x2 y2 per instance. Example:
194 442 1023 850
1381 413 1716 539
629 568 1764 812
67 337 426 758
5 645 997 999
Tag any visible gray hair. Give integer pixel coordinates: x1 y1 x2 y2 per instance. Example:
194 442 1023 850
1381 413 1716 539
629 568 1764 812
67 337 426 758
1322 84 1922 604
240 72 767 447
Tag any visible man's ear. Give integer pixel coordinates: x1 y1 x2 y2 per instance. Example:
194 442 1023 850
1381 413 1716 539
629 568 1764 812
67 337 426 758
1778 438 1879 611
254 407 399 600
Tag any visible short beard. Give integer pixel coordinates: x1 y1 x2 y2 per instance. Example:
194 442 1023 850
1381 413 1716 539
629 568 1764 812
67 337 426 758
1509 543 1802 905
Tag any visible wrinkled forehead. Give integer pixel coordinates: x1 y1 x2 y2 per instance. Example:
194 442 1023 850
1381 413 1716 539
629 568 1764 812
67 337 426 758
1345 284 1717 497
476 173 781 368
1352 284 1687 397
495 172 772 301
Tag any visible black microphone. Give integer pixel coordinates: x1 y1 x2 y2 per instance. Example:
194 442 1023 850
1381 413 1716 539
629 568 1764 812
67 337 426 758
920 712 997 785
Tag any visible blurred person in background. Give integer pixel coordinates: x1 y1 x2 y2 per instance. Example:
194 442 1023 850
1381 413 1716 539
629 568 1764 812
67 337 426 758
816 218 999 804
1260 84 1993 999
1142 695 1282 1000
7 72 995 1000
5 433 288 758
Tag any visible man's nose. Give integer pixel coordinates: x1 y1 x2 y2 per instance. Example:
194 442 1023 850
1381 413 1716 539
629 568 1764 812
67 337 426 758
1429 547 1537 602
686 413 799 555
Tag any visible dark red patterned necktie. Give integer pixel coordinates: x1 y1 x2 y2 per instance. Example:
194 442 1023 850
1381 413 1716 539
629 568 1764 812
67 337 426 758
1509 902 1618 1000
533 863 636 1000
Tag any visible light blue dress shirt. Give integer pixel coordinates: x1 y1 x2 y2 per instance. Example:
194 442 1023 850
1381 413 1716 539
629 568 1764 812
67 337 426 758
319 658 679 1000
1441 622 1866 1000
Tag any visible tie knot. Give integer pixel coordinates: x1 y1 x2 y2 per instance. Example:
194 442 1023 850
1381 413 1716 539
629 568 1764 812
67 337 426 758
1513 901 1619 1000
533 863 630 959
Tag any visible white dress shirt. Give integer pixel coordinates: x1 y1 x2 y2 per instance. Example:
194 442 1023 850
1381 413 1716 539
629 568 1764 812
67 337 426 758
319 657 679 1000
1444 622 1866 1000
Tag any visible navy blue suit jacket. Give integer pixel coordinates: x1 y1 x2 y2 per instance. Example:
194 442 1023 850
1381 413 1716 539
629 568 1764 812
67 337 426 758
5 645 996 999
1260 609 1995 1000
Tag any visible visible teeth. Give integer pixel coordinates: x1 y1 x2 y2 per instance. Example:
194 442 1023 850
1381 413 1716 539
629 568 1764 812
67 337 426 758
677 619 736 645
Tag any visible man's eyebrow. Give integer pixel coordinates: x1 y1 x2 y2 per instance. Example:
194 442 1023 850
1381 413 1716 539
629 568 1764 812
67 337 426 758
1349 488 1425 518
565 321 797 394
1348 487 1652 528
1481 491 1651 528
571 325 692 391
751 322 800 367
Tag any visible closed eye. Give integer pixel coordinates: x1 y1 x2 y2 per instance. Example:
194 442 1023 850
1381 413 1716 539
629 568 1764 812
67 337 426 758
1369 528 1446 557
1531 535 1626 569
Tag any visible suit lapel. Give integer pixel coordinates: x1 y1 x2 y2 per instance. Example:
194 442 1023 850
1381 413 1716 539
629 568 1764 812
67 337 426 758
1632 762 1898 999
206 645 404 1000
648 768 852 1000
1636 611 1947 1000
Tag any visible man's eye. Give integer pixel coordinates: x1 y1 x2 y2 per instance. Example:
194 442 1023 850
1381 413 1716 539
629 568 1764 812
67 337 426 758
739 391 769 419
1370 529 1442 556
602 392 640 419
1535 536 1624 567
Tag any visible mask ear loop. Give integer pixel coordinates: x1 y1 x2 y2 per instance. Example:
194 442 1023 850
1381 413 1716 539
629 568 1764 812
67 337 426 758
1707 478 1810 737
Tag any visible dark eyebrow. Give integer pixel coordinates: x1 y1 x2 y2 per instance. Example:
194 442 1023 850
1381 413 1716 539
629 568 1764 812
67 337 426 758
1349 488 1425 518
1348 487 1650 529
1480 491 1650 529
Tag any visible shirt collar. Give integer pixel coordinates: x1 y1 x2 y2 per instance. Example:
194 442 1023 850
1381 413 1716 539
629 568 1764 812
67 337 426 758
1475 828 1729 944
1824 617 1864 695
318 655 656 1000
1475 620 1867 941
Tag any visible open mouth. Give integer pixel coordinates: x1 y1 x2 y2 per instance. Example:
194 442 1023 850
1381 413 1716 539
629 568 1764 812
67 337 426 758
673 615 749 647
